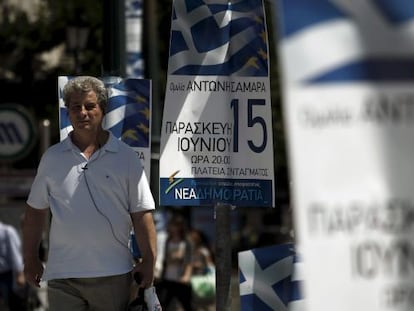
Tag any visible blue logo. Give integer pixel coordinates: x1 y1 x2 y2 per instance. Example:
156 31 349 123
0 105 36 161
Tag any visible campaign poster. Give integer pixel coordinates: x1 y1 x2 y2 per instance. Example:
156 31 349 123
276 1 414 310
159 0 275 207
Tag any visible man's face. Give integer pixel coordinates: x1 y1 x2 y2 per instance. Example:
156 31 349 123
67 90 104 132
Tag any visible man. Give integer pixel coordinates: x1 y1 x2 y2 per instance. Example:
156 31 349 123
0 221 26 309
22 76 157 310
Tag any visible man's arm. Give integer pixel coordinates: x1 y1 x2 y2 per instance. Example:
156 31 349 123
22 205 48 287
131 210 157 288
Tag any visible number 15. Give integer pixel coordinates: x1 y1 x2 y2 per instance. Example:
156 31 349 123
231 98 268 153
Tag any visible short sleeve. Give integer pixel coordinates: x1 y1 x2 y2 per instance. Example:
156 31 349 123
128 151 155 213
27 153 50 209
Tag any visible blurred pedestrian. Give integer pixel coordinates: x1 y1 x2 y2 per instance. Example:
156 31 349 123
189 229 215 311
189 229 214 276
22 76 158 311
157 216 193 311
0 221 26 310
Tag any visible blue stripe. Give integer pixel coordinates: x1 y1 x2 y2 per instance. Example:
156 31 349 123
251 244 294 268
307 59 414 83
191 16 255 53
278 0 347 38
59 108 71 129
108 95 129 111
170 30 188 56
185 0 206 13
108 97 146 114
273 277 291 306
240 295 273 311
374 0 414 24
289 280 304 301
123 78 150 94
172 36 268 76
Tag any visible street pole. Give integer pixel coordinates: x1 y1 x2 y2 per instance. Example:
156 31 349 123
215 203 232 311
103 0 126 76
143 0 162 206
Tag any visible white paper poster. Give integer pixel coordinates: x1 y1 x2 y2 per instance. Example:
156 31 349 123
159 0 275 207
276 1 414 310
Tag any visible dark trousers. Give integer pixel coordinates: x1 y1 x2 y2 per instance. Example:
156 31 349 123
156 279 193 311
0 270 27 311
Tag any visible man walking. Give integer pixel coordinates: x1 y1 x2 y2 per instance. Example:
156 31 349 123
22 76 157 311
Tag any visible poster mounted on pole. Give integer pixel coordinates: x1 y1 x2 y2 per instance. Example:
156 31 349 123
58 76 152 179
159 0 274 207
275 1 414 311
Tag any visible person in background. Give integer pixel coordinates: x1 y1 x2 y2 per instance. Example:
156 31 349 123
22 76 158 311
157 216 193 311
188 228 215 311
0 221 26 310
188 229 214 277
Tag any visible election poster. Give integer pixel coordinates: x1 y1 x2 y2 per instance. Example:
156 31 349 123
159 0 274 207
276 1 414 311
58 76 152 179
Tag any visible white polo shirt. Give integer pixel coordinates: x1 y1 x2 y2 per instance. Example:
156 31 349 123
27 132 155 280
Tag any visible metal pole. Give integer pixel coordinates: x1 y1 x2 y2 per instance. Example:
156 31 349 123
143 0 161 206
215 203 232 311
103 0 126 76
143 0 161 135
38 119 51 262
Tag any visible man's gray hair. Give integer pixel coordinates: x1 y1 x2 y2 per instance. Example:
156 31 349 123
63 76 108 113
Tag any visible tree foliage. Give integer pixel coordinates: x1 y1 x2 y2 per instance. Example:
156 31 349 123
0 1 103 167
0 0 103 82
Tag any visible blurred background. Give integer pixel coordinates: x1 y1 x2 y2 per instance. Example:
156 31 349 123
0 0 292 279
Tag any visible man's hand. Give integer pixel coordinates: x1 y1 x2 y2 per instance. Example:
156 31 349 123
24 257 44 288
132 260 154 289
15 271 26 288
130 211 157 288
22 205 48 288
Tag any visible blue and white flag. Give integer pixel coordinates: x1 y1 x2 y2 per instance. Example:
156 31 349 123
159 0 275 207
125 0 144 77
238 243 304 311
277 0 414 84
58 76 152 178
276 1 414 310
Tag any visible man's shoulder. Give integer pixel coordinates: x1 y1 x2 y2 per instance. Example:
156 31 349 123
46 139 71 153
108 134 137 155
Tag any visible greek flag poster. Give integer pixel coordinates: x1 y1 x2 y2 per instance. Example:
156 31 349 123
238 243 305 311
125 0 144 77
276 1 414 310
159 0 275 207
58 76 152 179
